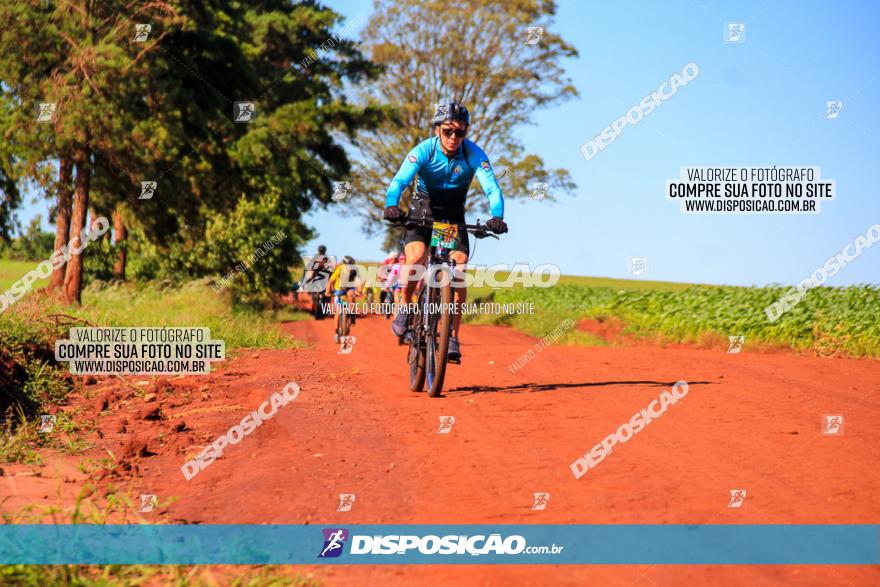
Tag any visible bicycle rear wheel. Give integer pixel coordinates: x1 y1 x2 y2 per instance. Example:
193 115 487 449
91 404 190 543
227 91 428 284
338 303 349 338
311 292 322 319
426 273 452 397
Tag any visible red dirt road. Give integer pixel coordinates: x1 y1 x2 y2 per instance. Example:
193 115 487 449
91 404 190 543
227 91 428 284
4 314 880 585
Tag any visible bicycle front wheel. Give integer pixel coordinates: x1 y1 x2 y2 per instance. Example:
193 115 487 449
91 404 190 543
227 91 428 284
426 274 452 398
408 291 426 391
408 335 426 392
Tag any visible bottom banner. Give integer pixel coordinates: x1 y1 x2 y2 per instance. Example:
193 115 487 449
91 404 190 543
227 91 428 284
1 525 877 564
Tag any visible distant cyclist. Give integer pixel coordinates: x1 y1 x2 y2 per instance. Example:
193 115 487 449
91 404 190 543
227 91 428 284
385 252 406 303
377 251 399 312
383 102 508 361
303 245 334 290
325 255 363 343
303 245 334 319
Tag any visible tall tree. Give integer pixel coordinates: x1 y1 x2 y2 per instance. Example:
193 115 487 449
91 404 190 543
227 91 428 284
106 0 385 289
47 158 72 290
112 204 127 279
0 0 182 303
0 103 22 241
2 0 384 306
348 0 578 246
63 151 91 303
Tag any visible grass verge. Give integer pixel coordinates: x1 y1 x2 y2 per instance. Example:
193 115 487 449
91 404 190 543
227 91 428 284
2 278 303 463
2 488 318 586
46 278 303 351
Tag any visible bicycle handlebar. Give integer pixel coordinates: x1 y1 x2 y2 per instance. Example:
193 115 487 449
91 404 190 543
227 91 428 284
385 216 501 239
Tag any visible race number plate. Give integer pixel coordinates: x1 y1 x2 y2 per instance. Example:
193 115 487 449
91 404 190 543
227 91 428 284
430 222 459 250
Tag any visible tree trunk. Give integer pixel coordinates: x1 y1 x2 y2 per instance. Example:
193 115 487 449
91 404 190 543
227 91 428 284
48 157 73 291
88 207 102 235
112 206 127 280
63 150 91 305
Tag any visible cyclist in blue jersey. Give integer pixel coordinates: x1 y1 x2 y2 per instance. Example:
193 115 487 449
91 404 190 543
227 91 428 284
383 102 508 362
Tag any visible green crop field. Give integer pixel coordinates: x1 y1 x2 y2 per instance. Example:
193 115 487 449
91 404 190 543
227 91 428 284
468 282 880 358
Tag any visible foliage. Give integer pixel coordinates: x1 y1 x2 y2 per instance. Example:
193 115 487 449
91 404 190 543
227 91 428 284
0 564 316 586
97 195 306 307
0 216 54 261
0 309 71 419
474 282 880 358
0 0 383 302
201 192 303 307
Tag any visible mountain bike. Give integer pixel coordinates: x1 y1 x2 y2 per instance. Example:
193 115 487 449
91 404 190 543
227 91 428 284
389 215 500 397
333 289 355 342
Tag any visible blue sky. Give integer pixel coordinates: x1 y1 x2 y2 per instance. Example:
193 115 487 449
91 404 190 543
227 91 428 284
17 0 880 286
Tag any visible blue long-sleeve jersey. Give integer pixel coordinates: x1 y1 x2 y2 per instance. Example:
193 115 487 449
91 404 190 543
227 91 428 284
385 137 504 218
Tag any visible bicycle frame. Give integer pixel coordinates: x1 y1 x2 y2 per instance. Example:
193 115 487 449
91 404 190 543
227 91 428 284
391 214 500 397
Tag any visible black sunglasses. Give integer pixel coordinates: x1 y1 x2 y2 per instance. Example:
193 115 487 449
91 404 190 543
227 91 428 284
441 127 467 138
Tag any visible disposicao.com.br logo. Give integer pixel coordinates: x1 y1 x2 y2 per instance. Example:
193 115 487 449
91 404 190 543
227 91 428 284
317 528 563 558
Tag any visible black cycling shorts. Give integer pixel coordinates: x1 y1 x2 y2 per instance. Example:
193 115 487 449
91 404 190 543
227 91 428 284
404 197 470 256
